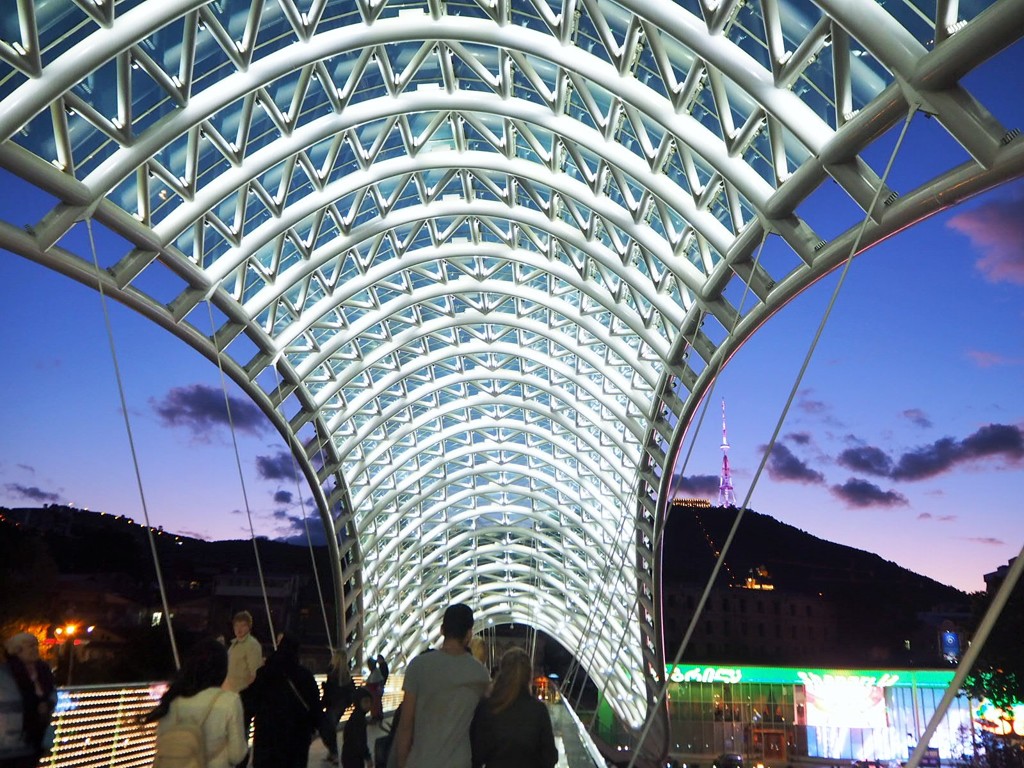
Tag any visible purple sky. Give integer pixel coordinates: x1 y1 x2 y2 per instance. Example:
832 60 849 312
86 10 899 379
1 44 1022 594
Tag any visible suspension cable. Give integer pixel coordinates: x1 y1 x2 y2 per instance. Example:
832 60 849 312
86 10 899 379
205 299 277 649
314 420 350 651
625 104 920 768
275 363 335 652
84 217 180 670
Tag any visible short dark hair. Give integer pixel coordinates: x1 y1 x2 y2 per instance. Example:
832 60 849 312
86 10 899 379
441 603 475 639
354 686 372 705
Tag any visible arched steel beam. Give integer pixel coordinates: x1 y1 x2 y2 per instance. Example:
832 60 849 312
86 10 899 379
365 457 625 545
324 338 653 440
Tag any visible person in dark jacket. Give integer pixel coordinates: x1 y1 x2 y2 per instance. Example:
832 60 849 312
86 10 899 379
248 633 320 768
341 687 373 768
470 647 557 768
4 632 56 765
320 649 357 762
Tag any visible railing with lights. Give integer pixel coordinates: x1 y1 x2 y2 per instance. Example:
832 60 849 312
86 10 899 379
38 676 404 768
546 687 607 768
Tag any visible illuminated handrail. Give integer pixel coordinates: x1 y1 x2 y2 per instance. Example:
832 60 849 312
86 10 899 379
547 692 607 768
37 676 404 768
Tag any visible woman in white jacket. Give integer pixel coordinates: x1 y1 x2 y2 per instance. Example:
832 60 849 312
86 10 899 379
143 638 247 768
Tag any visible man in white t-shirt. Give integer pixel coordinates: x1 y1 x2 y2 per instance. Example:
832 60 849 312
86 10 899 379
395 603 491 768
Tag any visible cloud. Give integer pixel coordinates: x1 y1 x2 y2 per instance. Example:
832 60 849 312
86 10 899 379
674 474 720 497
837 446 894 477
764 443 825 484
152 384 267 437
256 452 297 482
786 432 812 445
15 463 36 474
902 409 932 429
967 350 1023 368
891 423 1024 480
831 478 908 508
966 536 1005 546
273 513 330 546
273 490 293 504
797 391 828 415
947 188 1024 285
4 483 61 503
917 513 957 522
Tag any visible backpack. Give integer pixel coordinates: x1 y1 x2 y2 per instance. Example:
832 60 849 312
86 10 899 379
153 690 222 768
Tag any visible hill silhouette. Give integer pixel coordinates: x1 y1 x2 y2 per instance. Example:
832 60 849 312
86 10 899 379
3 503 970 669
662 502 969 665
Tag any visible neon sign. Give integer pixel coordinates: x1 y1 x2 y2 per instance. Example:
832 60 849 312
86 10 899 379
669 666 743 684
797 671 900 689
666 664 920 687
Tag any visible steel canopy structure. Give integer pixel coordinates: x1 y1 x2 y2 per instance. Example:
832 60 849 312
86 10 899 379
1 0 1023 748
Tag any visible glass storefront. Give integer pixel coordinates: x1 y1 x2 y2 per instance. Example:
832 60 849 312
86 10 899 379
665 665 976 764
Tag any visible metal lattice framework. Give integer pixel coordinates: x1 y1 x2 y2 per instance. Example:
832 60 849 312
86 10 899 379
1 0 1023 748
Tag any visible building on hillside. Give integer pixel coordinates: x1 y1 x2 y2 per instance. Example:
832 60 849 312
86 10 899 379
661 580 839 666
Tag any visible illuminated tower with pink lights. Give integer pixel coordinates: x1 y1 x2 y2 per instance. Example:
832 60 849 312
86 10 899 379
717 398 737 507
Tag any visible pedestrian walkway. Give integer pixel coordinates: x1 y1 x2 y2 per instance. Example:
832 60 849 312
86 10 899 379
307 717 391 767
306 711 573 767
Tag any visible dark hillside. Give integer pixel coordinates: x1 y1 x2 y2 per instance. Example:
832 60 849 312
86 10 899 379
662 503 968 665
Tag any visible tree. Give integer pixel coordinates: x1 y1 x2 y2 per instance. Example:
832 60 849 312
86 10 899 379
964 573 1024 713
0 520 59 640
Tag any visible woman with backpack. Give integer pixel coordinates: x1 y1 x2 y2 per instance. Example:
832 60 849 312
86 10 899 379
143 638 247 768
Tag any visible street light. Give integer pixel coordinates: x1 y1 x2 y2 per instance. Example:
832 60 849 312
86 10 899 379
54 623 88 686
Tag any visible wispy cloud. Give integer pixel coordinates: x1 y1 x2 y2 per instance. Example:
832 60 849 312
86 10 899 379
797 390 829 416
965 536 1005 546
764 443 825 484
947 187 1024 285
273 489 293 504
4 483 61 503
966 349 1023 368
831 478 907 508
901 409 932 429
152 384 267 438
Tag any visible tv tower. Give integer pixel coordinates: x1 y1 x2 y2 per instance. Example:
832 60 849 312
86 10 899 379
717 398 737 507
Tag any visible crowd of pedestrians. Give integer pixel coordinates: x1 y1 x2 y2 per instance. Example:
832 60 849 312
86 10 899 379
1 600 558 768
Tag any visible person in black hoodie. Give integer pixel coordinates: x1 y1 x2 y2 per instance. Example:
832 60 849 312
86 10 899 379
340 687 373 768
248 633 320 768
